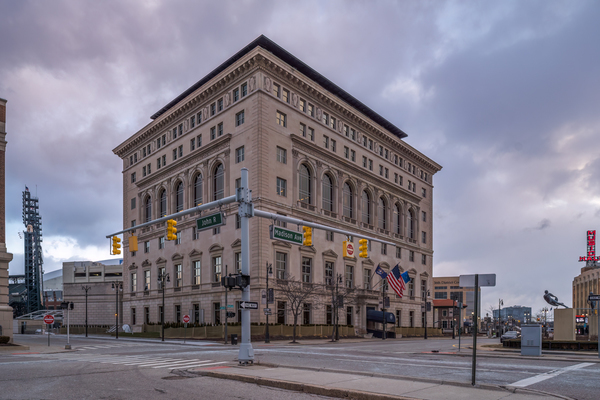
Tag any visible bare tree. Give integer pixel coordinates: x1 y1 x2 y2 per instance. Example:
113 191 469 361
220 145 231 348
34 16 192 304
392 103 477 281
276 275 321 343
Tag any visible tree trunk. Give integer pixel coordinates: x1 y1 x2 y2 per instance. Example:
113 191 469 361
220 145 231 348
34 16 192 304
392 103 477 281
292 314 298 343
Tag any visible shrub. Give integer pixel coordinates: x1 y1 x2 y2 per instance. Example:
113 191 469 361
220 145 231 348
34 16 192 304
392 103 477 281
0 336 10 344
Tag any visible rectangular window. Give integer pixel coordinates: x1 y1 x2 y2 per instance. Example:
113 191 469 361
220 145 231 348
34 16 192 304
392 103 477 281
385 168 389 178
172 148 178 161
241 82 247 97
197 112 202 125
131 308 136 325
131 272 137 292
175 231 181 245
344 125 349 137
350 128 356 141
422 211 427 222
178 145 183 158
396 247 401 258
381 243 387 255
409 251 415 262
273 83 280 97
131 198 136 210
212 256 222 283
190 115 195 128
302 257 312 283
421 280 427 300
277 301 286 324
308 127 314 141
190 137 195 151
174 264 182 287
325 261 334 286
422 254 427 265
210 102 216 116
344 146 349 159
173 127 177 140
213 227 220 235
303 303 311 325
157 138 161 149
147 163 151 174
409 278 415 298
161 155 166 167
217 122 223 136
213 302 221 325
330 116 336 130
282 88 289 103
277 111 287 127
232 252 240 274
131 172 136 183
322 112 329 126
236 213 241 229
385 149 389 159
193 260 201 285
345 265 353 288
144 241 150 254
276 177 287 196
308 103 314 117
276 252 287 279
422 188 427 197
331 139 336 152
324 135 329 149
196 134 202 148
236 146 245 163
276 146 287 164
326 305 332 325
210 126 216 140
159 236 165 249
364 269 371 290
363 156 367 168
368 139 373 150
299 98 306 112
363 136 367 147
235 110 245 126
368 160 373 171
142 165 146 177
422 231 427 244
217 98 223 112
379 165 383 176
143 147 146 158
325 231 334 242
233 88 239 102
351 150 355 162
300 123 306 137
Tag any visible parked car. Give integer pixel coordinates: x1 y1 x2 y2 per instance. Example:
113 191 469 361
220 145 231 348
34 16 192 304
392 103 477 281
500 330 520 343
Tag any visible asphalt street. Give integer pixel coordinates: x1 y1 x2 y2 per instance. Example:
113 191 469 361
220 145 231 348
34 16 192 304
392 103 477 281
2 334 599 400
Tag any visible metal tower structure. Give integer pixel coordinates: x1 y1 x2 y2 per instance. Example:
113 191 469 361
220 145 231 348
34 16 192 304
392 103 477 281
22 187 43 313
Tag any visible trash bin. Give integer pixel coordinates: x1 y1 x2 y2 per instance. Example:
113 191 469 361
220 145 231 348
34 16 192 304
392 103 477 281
231 334 238 345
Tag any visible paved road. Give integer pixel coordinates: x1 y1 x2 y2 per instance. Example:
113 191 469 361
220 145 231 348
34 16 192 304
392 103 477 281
3 335 599 399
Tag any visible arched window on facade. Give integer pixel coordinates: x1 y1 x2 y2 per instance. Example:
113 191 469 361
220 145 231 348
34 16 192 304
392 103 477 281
361 191 371 225
144 196 152 223
213 163 224 201
322 173 333 212
393 204 401 234
194 174 203 206
343 182 353 219
159 189 167 217
378 198 387 230
175 181 184 212
299 164 311 204
408 209 415 239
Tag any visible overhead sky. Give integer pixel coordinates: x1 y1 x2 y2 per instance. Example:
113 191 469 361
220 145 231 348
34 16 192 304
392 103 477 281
1 0 599 317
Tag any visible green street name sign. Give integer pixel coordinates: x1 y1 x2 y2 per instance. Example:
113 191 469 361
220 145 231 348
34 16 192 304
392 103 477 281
196 212 224 231
270 226 303 245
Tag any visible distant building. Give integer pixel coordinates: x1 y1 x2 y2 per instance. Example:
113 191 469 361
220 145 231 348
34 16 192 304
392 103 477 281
62 259 123 327
432 276 480 325
492 305 532 326
573 264 599 315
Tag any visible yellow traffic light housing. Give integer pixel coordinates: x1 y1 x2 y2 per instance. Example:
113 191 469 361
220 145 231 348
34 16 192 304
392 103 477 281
302 226 312 246
111 236 121 255
167 219 178 241
129 235 138 252
358 238 368 258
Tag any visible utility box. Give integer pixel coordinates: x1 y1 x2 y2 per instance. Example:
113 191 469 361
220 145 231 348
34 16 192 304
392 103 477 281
521 324 542 356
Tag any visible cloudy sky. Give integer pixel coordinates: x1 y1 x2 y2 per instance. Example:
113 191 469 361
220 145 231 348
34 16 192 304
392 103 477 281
1 0 599 317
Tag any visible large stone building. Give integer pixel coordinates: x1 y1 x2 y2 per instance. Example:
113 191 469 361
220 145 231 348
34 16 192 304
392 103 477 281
113 36 441 334
573 265 599 314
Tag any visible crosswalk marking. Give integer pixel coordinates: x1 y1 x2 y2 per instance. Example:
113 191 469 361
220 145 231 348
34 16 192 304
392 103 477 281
508 363 594 388
46 353 226 370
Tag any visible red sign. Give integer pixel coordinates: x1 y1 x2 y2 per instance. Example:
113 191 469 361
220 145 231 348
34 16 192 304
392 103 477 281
43 315 54 325
579 230 599 262
182 315 190 324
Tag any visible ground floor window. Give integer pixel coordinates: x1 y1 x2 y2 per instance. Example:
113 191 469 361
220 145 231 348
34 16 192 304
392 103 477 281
175 305 181 323
277 301 286 324
131 308 136 325
326 305 332 325
396 310 401 327
144 307 150 324
303 303 311 325
193 304 200 324
214 302 221 325
442 320 448 329
346 306 352 326
421 312 426 327
409 311 414 328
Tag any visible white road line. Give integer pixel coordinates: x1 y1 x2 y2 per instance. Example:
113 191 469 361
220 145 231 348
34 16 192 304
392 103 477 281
127 359 212 367
167 361 229 370
508 363 594 388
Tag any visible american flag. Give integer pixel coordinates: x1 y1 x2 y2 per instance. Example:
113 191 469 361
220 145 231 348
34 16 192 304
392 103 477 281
387 264 409 298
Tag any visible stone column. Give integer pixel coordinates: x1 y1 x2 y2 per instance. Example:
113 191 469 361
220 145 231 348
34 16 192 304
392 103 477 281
0 98 14 342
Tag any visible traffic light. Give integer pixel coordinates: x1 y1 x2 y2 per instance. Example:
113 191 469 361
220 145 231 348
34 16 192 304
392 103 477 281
111 236 121 255
167 219 177 240
358 238 368 258
302 226 312 246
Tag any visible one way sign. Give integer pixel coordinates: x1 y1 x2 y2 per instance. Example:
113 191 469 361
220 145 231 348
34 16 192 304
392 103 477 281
239 301 259 310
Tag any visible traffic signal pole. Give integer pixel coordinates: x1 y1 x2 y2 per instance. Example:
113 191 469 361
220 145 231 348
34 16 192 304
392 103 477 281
238 168 254 364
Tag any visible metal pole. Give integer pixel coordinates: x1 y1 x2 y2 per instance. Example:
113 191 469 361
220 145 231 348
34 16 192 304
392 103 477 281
596 300 599 359
161 277 165 342
66 306 71 349
238 168 254 363
382 280 386 340
225 265 228 345
83 287 89 337
424 284 428 340
471 274 479 386
115 285 119 340
265 262 270 343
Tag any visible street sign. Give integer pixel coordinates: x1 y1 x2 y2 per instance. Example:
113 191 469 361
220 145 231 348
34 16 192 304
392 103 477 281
343 241 355 258
459 274 496 287
182 315 190 323
239 301 259 310
220 306 226 310
196 212 225 231
270 225 303 245
264 309 272 315
43 315 54 324
264 308 271 312
227 304 234 308
588 294 600 301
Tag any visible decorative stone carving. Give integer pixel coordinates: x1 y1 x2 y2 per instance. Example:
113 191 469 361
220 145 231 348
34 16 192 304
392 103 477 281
292 93 299 108
224 92 231 107
316 160 323 169
338 121 343 134
202 107 208 121
264 76 272 93
292 149 299 158
249 75 256 92
316 107 322 121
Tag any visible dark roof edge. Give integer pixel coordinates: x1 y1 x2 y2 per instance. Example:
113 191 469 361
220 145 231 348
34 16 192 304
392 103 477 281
150 35 408 140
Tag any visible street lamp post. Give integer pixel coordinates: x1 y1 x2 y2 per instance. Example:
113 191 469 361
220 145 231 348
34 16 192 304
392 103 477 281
158 270 170 342
498 298 503 336
424 289 430 340
265 262 272 343
82 285 91 337
111 282 122 339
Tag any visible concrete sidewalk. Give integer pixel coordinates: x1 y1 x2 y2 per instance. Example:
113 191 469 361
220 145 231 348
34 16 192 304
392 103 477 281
190 364 569 400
